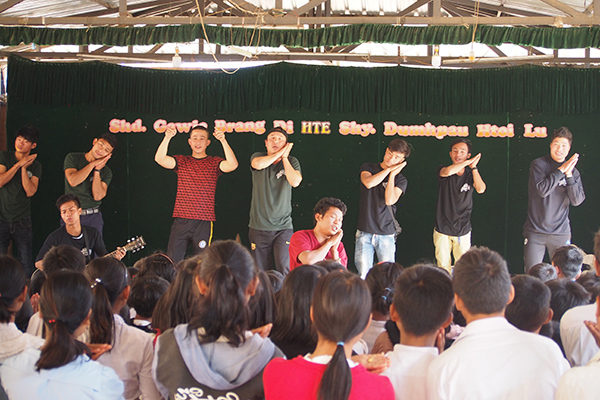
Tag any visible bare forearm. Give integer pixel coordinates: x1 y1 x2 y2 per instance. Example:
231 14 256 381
251 153 282 170
91 172 107 201
299 242 334 265
439 160 471 177
0 165 20 187
472 169 486 193
154 136 175 169
21 168 38 197
66 163 95 187
384 174 402 205
282 158 302 187
361 168 390 189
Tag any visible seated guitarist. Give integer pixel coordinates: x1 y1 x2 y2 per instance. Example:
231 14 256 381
35 194 125 271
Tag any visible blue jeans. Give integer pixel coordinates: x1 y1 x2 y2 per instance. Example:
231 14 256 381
354 230 396 279
0 216 34 277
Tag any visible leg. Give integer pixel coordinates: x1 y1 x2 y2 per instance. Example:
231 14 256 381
167 218 192 264
272 229 293 276
190 220 212 256
373 234 396 264
433 229 453 274
452 231 471 266
0 220 11 256
523 232 548 272
355 230 375 279
546 234 571 262
12 217 34 277
249 228 275 271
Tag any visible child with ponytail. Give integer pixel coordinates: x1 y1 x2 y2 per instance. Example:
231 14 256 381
85 257 161 400
263 271 395 400
153 240 284 399
0 269 123 399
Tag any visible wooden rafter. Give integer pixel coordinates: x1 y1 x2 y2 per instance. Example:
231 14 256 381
0 0 26 14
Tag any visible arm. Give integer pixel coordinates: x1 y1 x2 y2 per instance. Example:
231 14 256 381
0 154 35 188
91 170 108 201
384 164 406 205
298 230 344 265
154 127 177 169
214 131 239 173
251 146 287 170
531 159 564 198
439 153 481 178
469 154 486 194
566 169 585 206
65 154 111 188
281 144 302 187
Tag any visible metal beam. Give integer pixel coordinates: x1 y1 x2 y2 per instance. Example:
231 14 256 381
0 0 26 14
487 45 507 57
293 0 327 16
119 0 127 16
169 2 196 17
537 0 587 17
441 2 472 17
146 43 164 53
211 0 245 16
518 45 545 55
92 45 112 53
73 0 184 17
3 15 600 26
446 0 554 17
88 0 115 9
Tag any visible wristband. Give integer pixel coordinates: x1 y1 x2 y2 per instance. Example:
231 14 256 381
471 167 478 171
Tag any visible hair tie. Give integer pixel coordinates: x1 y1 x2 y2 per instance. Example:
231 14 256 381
91 277 103 289
336 341 345 346
47 319 56 325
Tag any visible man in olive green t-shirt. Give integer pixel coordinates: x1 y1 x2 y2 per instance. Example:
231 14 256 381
249 127 302 275
0 125 42 276
64 132 117 237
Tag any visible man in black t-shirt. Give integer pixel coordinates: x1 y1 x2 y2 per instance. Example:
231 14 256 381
434 138 486 273
35 194 124 271
355 139 409 279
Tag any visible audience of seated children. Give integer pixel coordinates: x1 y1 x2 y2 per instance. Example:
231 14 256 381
552 245 584 280
527 262 558 283
263 271 395 400
1 270 123 399
505 275 553 334
547 278 590 354
363 261 404 352
153 240 284 399
381 264 454 400
426 247 570 400
0 256 45 400
560 230 600 366
270 265 328 359
151 256 201 335
128 275 169 336
85 257 161 400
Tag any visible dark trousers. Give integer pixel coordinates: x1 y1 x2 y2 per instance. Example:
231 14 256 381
523 231 570 272
248 228 293 275
167 218 213 264
0 216 34 277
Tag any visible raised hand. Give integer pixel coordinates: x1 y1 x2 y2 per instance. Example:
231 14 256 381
93 154 112 171
282 142 294 158
213 130 226 142
469 153 482 169
165 125 177 139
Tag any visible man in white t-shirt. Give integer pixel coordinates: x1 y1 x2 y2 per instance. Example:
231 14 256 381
427 247 570 400
382 264 453 400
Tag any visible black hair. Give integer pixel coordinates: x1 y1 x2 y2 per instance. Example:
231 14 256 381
190 124 210 135
313 197 347 221
15 124 40 144
188 240 257 346
505 275 551 333
547 278 590 321
365 261 404 317
29 269 46 298
0 255 27 323
42 245 86 276
453 247 512 315
98 132 118 151
36 270 92 370
266 126 289 142
313 259 345 273
313 271 371 400
136 253 176 283
393 264 454 336
388 139 411 158
552 245 583 279
128 276 169 319
528 263 558 283
248 270 276 330
56 193 81 210
449 138 472 153
152 257 201 333
271 265 327 349
551 126 572 146
264 270 284 293
85 257 129 345
576 271 600 302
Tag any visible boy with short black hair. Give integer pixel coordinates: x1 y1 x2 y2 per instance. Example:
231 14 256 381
381 264 453 400
0 125 42 277
505 275 553 334
528 262 558 283
128 275 169 335
552 244 584 280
